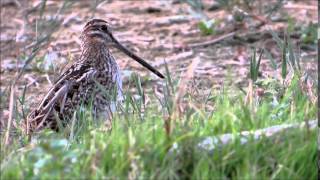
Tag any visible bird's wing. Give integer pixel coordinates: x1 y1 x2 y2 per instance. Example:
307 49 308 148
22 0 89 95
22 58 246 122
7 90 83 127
26 62 95 131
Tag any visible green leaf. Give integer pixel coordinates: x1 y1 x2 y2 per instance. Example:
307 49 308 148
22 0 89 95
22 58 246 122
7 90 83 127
256 49 263 79
250 53 254 81
198 19 215 36
286 16 295 33
281 35 287 80
300 23 317 44
287 34 296 69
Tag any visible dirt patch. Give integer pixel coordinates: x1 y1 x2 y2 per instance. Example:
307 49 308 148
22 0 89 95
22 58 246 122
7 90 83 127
0 0 317 121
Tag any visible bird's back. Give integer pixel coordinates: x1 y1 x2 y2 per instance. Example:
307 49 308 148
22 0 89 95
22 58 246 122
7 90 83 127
26 52 122 132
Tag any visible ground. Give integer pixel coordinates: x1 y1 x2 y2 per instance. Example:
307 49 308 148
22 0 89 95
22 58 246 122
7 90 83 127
0 0 318 178
1 0 317 113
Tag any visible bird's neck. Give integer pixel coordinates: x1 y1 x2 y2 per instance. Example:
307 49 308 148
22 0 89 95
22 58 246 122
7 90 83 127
81 42 111 63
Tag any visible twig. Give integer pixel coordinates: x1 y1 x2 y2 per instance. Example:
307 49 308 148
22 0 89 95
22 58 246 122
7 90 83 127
188 31 237 48
25 74 39 87
283 4 317 10
45 74 53 86
153 15 195 26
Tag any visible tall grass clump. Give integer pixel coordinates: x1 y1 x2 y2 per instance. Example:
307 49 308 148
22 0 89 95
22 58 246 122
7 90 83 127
1 32 317 179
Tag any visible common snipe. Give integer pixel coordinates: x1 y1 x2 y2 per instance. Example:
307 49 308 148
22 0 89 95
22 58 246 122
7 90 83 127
25 19 164 132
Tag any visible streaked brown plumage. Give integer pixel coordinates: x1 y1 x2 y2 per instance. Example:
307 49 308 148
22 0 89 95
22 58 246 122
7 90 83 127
25 19 164 133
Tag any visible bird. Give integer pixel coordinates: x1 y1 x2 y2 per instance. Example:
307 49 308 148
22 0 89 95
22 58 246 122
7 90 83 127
25 18 164 133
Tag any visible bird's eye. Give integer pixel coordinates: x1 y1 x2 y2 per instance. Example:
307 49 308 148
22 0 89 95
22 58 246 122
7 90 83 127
101 25 108 32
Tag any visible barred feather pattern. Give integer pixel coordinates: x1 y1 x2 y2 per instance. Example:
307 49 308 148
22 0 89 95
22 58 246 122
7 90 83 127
25 19 123 132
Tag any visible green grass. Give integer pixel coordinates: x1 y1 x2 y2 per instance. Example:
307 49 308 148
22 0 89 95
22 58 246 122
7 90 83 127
0 73 316 179
1 31 317 179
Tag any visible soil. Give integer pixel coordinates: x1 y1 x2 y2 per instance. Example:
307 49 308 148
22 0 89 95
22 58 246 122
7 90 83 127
0 0 317 124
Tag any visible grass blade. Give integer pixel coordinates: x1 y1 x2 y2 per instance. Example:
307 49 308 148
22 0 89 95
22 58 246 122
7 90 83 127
281 34 287 80
264 49 277 70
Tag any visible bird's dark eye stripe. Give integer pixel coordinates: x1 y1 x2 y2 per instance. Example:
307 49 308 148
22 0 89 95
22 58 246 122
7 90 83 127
84 25 110 35
88 33 105 38
85 25 101 30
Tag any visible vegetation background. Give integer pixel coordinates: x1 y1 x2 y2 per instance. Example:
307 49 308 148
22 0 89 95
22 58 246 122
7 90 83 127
0 0 318 179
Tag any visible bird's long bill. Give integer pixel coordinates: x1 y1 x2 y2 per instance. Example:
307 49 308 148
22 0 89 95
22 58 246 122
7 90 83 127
109 34 165 79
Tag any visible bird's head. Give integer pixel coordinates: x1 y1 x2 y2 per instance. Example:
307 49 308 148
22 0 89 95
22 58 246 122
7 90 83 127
81 19 114 46
81 19 164 79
